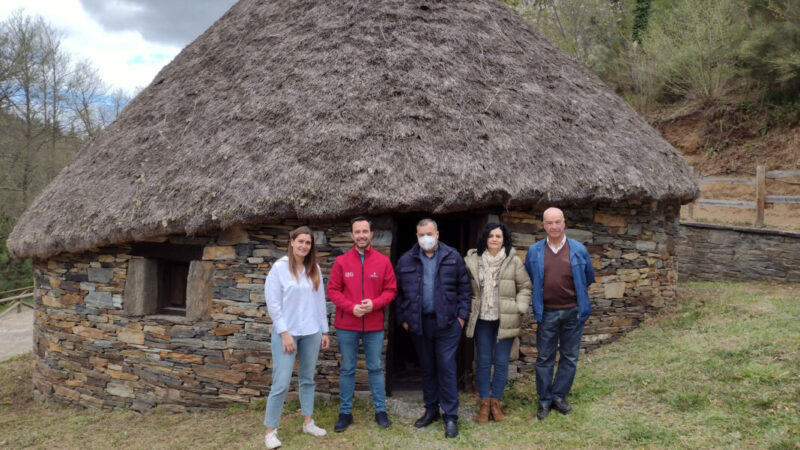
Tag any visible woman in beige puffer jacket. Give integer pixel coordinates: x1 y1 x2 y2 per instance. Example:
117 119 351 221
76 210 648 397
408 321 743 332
465 223 532 424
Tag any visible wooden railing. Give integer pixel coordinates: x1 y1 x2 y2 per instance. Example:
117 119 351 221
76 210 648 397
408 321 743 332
686 166 800 226
0 286 35 318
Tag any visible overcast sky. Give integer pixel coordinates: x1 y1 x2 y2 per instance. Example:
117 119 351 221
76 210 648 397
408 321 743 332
0 0 237 94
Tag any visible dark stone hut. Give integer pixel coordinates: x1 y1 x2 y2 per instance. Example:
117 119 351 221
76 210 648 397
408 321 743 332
8 0 698 411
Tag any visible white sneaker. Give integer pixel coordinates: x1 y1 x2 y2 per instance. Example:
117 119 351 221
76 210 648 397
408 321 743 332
264 430 281 449
302 420 327 437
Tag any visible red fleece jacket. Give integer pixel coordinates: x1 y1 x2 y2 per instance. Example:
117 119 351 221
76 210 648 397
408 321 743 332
327 245 397 331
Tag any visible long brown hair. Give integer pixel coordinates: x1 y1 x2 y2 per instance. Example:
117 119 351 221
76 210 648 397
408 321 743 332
287 226 321 291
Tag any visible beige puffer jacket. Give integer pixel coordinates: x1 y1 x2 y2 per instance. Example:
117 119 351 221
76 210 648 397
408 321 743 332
465 247 532 340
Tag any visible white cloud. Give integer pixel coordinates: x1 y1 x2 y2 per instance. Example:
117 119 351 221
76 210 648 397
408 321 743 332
80 0 235 47
0 0 182 95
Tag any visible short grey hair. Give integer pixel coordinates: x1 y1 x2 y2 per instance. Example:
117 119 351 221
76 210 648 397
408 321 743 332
416 218 438 231
542 207 565 221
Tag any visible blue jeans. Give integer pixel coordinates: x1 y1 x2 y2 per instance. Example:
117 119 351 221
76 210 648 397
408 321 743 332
264 330 322 428
337 328 386 414
474 319 513 400
409 315 462 420
535 307 584 407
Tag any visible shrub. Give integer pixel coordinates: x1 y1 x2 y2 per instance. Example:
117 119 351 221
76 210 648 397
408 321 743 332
636 0 748 104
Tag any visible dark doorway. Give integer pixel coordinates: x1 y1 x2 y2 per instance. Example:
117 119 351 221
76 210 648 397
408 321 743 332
386 211 491 396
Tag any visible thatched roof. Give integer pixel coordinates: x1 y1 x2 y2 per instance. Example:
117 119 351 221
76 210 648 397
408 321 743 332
9 0 698 259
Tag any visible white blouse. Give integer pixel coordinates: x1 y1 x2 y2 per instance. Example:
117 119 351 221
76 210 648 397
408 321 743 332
264 256 329 336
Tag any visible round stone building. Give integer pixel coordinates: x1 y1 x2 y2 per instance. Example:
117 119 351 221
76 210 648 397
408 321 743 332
8 0 698 410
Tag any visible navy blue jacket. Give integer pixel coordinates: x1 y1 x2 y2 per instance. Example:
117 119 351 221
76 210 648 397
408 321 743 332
395 242 472 335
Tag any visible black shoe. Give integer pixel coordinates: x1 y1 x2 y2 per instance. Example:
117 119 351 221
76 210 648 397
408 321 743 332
334 413 353 432
413 409 440 428
375 411 392 428
444 418 458 438
536 404 550 420
552 397 573 415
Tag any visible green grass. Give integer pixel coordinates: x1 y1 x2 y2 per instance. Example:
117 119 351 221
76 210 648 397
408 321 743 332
1 281 798 448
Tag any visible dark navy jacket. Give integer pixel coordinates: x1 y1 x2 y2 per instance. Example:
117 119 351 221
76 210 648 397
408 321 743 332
394 241 472 335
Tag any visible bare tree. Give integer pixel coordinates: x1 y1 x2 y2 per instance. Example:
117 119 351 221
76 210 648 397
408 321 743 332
0 22 17 110
1 9 128 244
507 0 631 87
39 21 70 180
67 58 108 138
109 87 130 118
4 10 48 206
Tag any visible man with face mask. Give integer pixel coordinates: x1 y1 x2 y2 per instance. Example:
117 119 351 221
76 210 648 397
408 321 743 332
394 218 471 438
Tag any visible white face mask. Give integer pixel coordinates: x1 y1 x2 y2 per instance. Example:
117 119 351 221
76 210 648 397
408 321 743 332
418 235 437 251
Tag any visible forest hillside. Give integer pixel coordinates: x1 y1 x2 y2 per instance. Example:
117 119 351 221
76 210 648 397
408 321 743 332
505 0 800 229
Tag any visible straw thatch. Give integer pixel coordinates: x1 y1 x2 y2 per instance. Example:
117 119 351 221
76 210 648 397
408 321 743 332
8 0 698 259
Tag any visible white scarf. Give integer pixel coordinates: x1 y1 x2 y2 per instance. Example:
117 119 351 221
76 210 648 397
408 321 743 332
479 247 505 320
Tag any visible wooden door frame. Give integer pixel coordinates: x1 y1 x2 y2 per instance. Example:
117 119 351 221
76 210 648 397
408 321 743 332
385 209 498 396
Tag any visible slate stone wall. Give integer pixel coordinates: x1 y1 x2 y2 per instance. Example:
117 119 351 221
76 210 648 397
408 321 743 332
31 219 391 411
31 200 682 410
506 200 681 376
678 222 800 283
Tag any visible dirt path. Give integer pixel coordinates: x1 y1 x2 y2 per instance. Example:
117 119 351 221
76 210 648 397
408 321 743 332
0 308 33 362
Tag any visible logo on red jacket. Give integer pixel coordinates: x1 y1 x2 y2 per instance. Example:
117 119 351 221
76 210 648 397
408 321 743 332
370 272 379 278
344 272 354 278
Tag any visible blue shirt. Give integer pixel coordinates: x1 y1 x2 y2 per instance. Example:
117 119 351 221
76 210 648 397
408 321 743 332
419 246 439 314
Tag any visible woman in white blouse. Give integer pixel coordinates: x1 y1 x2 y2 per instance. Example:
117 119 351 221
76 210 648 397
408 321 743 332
263 226 330 449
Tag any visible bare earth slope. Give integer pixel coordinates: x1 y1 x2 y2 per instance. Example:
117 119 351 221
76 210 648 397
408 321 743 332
657 112 800 231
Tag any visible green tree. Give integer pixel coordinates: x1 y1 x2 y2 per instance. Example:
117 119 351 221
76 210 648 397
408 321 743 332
504 0 634 92
739 0 800 104
636 0 748 104
0 243 32 292
631 0 651 43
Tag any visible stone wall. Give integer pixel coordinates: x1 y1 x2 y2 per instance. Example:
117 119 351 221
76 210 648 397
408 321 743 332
506 200 681 376
32 200 682 410
32 219 393 411
678 222 800 283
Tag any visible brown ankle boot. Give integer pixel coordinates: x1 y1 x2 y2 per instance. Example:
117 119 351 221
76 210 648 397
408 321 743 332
475 398 491 424
490 398 506 422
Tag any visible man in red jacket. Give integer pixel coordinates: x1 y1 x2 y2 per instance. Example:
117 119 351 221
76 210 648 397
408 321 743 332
327 217 397 432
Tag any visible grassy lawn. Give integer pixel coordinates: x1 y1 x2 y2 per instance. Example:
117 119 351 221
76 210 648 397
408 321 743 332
1 281 798 449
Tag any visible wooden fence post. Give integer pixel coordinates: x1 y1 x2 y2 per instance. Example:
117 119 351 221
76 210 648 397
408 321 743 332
687 167 695 220
755 165 766 226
